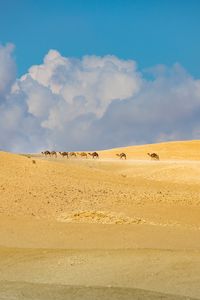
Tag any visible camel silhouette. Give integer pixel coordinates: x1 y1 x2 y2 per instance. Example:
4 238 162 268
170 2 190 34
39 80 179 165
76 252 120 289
88 152 99 159
41 150 51 157
116 153 127 160
147 153 159 160
78 152 88 158
69 152 77 158
59 151 69 158
50 151 57 158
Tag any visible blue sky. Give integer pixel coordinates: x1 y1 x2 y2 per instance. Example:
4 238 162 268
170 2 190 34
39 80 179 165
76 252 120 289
1 0 200 152
0 0 200 77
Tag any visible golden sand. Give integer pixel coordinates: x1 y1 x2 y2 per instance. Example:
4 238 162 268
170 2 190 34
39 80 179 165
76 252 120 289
0 140 200 299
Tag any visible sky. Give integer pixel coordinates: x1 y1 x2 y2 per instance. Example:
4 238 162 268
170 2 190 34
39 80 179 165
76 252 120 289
0 0 200 152
1 0 200 77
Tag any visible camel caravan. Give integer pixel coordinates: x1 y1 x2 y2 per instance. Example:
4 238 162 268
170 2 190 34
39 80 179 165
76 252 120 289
41 151 100 159
41 150 160 161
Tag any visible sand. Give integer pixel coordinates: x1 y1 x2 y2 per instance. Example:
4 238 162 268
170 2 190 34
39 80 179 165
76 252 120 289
0 140 200 299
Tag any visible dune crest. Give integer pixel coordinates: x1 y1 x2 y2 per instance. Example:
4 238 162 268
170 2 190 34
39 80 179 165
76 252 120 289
99 140 200 160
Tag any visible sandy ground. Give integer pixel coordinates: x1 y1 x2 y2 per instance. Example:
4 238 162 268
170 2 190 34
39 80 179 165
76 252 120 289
0 140 200 299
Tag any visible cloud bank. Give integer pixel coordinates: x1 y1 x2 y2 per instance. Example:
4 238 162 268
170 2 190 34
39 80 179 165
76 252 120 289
0 44 200 152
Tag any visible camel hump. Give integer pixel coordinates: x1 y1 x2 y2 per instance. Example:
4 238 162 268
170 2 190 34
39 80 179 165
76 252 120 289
80 152 87 157
50 151 57 157
59 152 68 157
116 153 126 159
70 152 77 157
147 152 159 160
88 152 99 158
44 150 51 155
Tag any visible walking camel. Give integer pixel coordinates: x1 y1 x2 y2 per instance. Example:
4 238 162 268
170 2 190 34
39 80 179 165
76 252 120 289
59 151 69 158
88 152 99 159
50 151 57 158
116 153 127 160
41 150 51 157
147 152 159 160
69 152 77 158
78 152 88 158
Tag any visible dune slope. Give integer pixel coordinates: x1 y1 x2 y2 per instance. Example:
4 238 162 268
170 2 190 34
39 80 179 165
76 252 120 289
100 140 200 160
1 141 200 299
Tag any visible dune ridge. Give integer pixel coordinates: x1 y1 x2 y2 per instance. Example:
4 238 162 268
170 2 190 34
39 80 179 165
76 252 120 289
99 140 200 160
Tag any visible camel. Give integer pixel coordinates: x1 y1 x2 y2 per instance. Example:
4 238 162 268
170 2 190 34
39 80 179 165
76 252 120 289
116 153 127 160
50 151 57 158
59 151 69 158
78 152 88 158
147 152 159 160
69 152 77 158
88 152 99 159
41 150 51 157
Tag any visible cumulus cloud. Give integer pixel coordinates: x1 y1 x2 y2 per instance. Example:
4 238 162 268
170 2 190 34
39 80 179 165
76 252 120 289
92 64 200 148
0 43 16 99
0 44 200 152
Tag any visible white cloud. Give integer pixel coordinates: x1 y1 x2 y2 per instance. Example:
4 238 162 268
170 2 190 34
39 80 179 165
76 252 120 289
0 44 200 152
0 43 16 98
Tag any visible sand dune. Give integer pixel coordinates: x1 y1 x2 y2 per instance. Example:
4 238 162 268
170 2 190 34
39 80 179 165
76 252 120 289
99 139 200 160
1 143 200 222
0 140 200 299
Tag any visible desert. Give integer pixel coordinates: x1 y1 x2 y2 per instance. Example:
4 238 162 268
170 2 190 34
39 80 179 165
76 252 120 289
1 1 200 298
0 140 200 299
